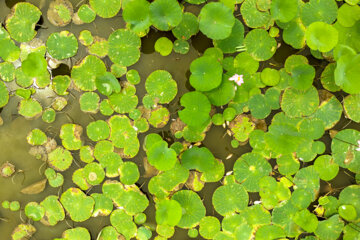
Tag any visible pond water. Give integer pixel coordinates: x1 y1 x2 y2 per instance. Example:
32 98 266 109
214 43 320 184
0 0 358 240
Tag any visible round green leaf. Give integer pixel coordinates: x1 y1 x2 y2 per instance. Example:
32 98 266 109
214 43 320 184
189 56 222 91
172 12 199 40
281 86 319 118
172 190 206 229
145 70 177 104
89 0 121 18
46 31 78 60
60 187 95 222
244 29 277 61
86 120 110 142
156 199 182 227
5 3 41 42
270 0 298 23
149 0 183 31
305 22 338 52
71 55 106 91
199 2 235 40
233 152 272 192
212 183 248 216
314 155 339 181
108 29 141 67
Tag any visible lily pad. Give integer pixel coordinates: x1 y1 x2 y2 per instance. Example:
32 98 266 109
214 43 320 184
241 0 272 29
83 162 105 185
213 19 245 54
281 86 319 118
289 63 315 90
88 37 108 58
52 97 67 111
148 106 169 128
0 82 9 108
126 69 140 85
109 90 138 114
339 185 360 222
154 37 173 56
314 155 339 181
48 147 73 171
52 75 71 95
233 152 272 192
147 140 177 171
86 120 110 142
108 115 139 158
199 2 235 40
60 124 83 150
79 92 100 113
181 147 215 173
315 215 344 240
89 0 121 18
77 4 96 24
204 74 236 106
339 205 357 221
305 22 338 52
119 161 139 185
22 52 47 78
97 226 122 240
179 91 211 129
244 29 277 61
331 129 360 173
344 94 360 122
300 0 338 26
18 98 42 119
293 209 318 233
62 227 90 240
40 195 65 226
108 29 141 67
189 56 222 91
47 0 73 27
145 70 177 104
122 0 151 35
71 55 106 91
5 3 41 43
0 62 15 82
79 30 94 46
11 224 36 240
174 39 190 54
335 54 360 94
172 12 199 40
156 199 182 227
270 0 298 23
149 0 182 31
110 209 137 239
91 193 113 217
248 94 271 119
27 129 47 146
293 166 320 201
46 31 78 60
25 202 45 221
212 183 248 216
60 187 95 222
172 190 206 229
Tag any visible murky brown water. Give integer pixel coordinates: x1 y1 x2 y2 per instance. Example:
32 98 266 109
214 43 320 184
0 1 357 239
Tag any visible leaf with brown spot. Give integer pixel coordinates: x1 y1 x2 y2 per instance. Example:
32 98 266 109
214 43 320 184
344 148 354 165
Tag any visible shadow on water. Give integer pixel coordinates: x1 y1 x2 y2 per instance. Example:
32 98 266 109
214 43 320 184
191 32 213 54
5 0 24 9
141 28 177 54
52 64 71 77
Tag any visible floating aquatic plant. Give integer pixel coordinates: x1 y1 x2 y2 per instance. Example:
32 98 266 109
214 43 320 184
2 1 360 239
